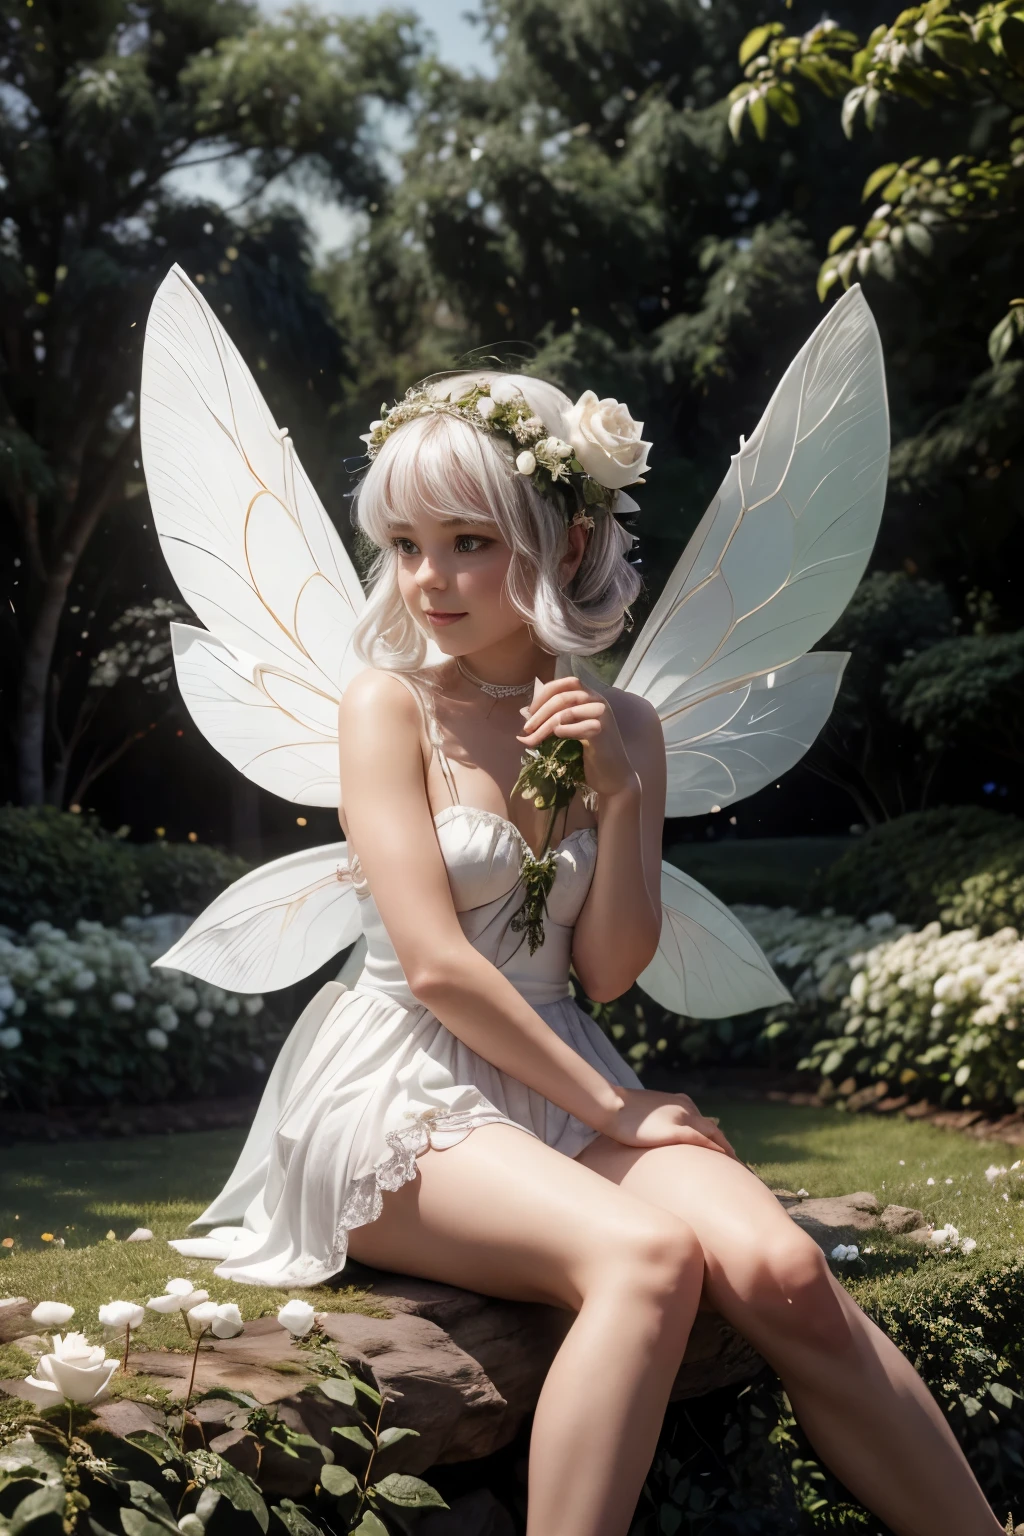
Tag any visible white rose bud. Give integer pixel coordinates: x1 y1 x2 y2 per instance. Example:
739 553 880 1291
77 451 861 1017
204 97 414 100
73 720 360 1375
98 1301 145 1330
565 389 652 488
210 1303 244 1339
515 450 536 475
277 1299 316 1337
147 1279 209 1314
31 1301 75 1328
476 395 497 419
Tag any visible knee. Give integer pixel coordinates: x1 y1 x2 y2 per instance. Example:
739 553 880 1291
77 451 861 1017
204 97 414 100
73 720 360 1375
614 1215 704 1308
738 1232 853 1356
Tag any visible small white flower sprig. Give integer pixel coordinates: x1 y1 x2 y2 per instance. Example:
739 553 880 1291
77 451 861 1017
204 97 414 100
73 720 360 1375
360 374 651 520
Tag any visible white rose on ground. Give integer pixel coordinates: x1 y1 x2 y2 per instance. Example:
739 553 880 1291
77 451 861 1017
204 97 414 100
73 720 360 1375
189 1301 244 1339
830 1244 859 1262
565 390 652 488
98 1301 145 1330
26 1331 118 1404
31 1301 75 1327
126 1228 153 1242
960 1237 978 1254
277 1299 316 1337
147 1279 209 1314
515 450 536 475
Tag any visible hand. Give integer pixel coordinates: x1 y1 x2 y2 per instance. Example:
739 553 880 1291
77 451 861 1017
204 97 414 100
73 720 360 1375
599 1088 740 1158
516 675 636 799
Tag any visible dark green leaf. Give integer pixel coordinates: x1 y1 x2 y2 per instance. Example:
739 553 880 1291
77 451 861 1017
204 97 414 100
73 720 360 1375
10 1486 64 1536
318 1466 358 1499
372 1474 448 1511
195 1389 261 1413
0 1444 62 1483
374 1428 418 1452
331 1426 374 1453
317 1378 356 1408
123 1434 178 1468
206 1461 269 1534
350 1514 388 1536
271 1502 320 1536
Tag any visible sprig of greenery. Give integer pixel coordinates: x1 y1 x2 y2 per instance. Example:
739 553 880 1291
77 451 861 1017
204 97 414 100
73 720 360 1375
507 738 588 954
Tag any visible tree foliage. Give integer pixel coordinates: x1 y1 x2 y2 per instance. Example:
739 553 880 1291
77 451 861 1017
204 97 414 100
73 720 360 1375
0 0 420 806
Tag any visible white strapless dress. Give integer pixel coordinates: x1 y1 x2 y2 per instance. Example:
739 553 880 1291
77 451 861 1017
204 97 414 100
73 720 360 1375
169 803 643 1288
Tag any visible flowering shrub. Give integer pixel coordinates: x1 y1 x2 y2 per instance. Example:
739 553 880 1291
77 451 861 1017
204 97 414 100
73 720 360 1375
733 903 1024 1109
0 917 277 1110
133 841 251 916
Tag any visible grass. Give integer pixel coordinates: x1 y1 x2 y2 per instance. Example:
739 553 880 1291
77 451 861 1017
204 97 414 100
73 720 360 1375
0 1128 387 1369
3 1102 1024 1362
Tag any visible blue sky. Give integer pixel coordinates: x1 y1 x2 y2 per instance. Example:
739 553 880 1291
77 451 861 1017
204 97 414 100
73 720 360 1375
167 1 495 254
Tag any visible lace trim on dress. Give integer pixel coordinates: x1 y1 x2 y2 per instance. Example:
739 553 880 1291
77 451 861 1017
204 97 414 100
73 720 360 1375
273 1105 528 1287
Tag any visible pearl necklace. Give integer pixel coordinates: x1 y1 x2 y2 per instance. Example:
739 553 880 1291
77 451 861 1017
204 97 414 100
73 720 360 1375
456 656 534 699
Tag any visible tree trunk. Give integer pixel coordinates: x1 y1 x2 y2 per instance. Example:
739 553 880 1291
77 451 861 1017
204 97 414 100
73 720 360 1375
16 566 74 806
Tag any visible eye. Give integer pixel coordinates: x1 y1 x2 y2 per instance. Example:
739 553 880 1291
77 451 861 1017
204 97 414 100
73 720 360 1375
391 536 419 556
454 533 491 553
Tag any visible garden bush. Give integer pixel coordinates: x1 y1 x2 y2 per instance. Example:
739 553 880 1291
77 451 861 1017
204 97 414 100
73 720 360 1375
0 808 249 930
0 807 142 930
133 841 250 916
0 917 276 1110
808 807 1024 928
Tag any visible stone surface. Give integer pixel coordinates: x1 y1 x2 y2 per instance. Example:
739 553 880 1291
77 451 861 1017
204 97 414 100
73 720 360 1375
0 1188 929 1476
0 1299 33 1344
879 1203 926 1235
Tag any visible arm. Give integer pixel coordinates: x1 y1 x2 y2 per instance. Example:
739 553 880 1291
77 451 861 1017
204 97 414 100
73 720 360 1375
336 669 627 1133
572 691 665 1001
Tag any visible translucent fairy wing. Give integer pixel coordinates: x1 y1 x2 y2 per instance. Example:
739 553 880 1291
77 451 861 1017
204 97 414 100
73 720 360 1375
140 263 366 802
616 284 888 811
638 862 792 1019
662 651 849 817
153 845 362 992
172 625 342 806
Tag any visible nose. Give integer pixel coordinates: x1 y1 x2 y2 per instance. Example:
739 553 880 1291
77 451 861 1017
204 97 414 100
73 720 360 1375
413 552 447 592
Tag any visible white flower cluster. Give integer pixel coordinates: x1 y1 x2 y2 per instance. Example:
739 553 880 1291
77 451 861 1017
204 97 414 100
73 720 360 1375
0 917 266 1089
736 903 1024 1106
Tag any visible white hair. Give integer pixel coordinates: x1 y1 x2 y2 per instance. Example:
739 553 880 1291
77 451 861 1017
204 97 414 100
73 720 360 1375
351 380 642 674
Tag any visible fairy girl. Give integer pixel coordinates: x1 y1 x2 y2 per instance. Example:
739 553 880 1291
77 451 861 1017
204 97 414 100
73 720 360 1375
142 267 1002 1535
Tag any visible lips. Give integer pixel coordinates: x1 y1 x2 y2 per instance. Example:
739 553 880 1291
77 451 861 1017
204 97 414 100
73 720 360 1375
423 610 467 626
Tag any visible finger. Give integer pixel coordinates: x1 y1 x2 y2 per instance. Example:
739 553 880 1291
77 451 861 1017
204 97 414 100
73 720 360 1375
519 690 596 734
670 1127 730 1155
524 677 586 717
517 703 604 745
697 1122 740 1159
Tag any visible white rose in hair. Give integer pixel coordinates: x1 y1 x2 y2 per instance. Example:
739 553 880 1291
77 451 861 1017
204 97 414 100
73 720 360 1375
476 396 497 419
565 391 652 488
515 450 537 475
489 378 523 405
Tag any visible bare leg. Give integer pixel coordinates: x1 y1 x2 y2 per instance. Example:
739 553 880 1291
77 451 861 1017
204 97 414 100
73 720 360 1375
346 1123 704 1536
576 1136 1003 1536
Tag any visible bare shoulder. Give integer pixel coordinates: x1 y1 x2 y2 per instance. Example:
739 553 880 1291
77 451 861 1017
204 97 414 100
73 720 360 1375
338 668 422 740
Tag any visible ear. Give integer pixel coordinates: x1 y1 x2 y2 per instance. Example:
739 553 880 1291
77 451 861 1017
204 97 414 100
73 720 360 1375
559 521 588 587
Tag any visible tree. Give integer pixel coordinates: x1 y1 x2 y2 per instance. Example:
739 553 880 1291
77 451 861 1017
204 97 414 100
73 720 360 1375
723 3 1024 631
0 0 420 806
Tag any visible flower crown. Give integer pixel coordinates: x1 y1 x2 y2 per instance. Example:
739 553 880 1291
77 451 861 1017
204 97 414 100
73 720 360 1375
360 371 652 528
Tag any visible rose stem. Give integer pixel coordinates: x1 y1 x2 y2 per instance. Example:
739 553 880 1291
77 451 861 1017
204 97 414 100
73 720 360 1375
179 1324 208 1446
122 1322 131 1374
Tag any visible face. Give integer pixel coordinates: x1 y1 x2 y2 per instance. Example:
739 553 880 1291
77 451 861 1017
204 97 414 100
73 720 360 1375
387 507 525 656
